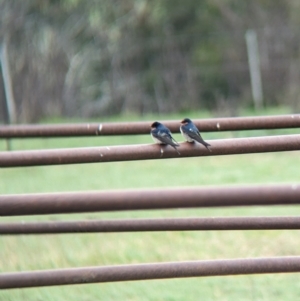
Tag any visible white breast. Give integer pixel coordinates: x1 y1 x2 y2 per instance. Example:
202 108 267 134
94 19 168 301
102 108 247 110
151 133 164 144
180 127 193 142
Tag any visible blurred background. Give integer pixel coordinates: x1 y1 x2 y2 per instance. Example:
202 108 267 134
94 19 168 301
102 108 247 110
1 0 300 124
2 2 300 300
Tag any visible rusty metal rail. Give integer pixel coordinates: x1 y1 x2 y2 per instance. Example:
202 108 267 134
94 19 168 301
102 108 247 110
0 115 300 138
1 134 300 167
1 256 300 289
1 184 300 216
1 216 300 234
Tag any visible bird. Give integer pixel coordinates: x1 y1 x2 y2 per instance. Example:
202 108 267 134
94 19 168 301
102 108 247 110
150 121 180 154
180 118 211 151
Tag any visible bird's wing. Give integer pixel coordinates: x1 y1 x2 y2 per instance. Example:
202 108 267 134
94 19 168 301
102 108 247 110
155 130 179 147
186 127 207 144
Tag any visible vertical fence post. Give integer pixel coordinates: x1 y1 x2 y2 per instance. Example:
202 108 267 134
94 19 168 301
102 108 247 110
0 39 16 150
245 29 264 111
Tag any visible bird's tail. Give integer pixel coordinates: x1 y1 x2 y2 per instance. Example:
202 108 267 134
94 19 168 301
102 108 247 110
171 138 180 147
203 141 212 152
170 138 180 154
172 145 181 155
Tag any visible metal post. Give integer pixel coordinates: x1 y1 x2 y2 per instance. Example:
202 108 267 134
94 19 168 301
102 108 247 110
1 216 300 234
1 115 300 138
0 184 300 216
1 256 300 289
0 134 300 168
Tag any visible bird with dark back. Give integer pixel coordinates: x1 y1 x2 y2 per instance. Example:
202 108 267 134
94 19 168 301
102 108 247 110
150 121 180 155
180 118 211 151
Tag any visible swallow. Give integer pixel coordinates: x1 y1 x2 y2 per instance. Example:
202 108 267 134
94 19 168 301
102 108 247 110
150 121 180 154
180 118 211 151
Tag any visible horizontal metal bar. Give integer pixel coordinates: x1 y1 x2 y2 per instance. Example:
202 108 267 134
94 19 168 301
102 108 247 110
0 115 299 138
1 216 300 234
1 134 300 167
1 256 300 289
1 184 300 216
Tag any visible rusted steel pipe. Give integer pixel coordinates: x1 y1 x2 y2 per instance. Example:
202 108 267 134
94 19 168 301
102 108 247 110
1 134 300 167
1 184 300 216
0 115 300 138
1 216 300 234
1 256 300 289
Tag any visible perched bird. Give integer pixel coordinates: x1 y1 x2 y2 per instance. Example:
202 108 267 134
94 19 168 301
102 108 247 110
180 118 211 151
150 121 180 154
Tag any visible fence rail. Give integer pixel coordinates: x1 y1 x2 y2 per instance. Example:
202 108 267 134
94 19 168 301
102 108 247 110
1 216 300 234
1 184 299 216
1 256 300 289
0 115 300 138
2 115 300 292
1 134 300 167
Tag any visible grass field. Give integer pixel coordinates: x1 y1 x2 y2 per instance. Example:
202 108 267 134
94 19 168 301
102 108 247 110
1 108 300 300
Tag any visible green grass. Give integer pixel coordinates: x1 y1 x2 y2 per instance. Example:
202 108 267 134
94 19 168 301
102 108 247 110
1 108 300 300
